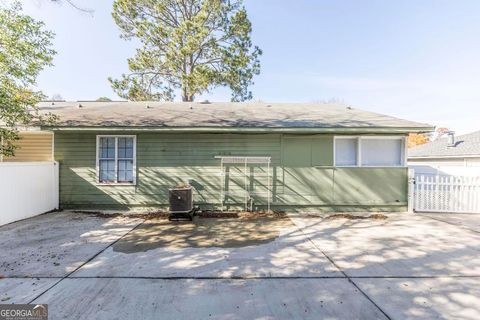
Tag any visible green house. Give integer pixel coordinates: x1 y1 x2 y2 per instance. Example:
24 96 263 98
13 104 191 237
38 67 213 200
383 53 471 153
38 101 433 212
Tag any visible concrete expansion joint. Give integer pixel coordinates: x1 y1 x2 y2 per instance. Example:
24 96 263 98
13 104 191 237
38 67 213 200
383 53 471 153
295 222 393 320
26 218 148 304
422 214 480 235
6 275 480 280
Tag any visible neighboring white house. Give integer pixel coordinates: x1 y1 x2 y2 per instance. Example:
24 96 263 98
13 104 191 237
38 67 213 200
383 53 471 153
408 130 480 176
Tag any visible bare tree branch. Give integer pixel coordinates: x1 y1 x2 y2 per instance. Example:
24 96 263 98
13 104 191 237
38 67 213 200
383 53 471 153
51 0 94 15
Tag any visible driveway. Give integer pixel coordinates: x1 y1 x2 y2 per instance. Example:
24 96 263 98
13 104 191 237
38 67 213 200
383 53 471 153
0 211 479 319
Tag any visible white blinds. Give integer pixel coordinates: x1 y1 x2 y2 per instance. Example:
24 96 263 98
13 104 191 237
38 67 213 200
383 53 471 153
361 138 403 166
335 138 358 166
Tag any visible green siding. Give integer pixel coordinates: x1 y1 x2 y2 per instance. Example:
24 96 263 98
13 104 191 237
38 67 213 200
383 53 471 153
282 135 334 167
282 136 311 166
55 132 407 211
311 136 334 166
332 168 407 205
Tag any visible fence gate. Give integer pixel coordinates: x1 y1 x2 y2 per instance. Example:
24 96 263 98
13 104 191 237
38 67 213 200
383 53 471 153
414 174 480 213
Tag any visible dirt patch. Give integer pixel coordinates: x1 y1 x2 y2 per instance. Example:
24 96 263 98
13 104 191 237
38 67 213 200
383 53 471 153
113 217 293 253
135 212 170 220
72 210 285 220
72 211 169 220
197 211 287 219
325 213 388 220
73 211 123 218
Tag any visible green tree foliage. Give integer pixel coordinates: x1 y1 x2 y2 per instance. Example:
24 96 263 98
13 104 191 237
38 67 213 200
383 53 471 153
0 2 56 156
96 96 113 102
110 0 262 102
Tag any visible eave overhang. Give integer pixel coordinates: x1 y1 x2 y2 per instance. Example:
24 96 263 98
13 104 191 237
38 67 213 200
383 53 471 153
41 126 435 134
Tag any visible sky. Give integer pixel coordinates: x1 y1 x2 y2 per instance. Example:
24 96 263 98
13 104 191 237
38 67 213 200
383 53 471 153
11 0 480 134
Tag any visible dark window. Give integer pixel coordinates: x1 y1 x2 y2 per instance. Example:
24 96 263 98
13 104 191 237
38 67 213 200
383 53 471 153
98 136 135 183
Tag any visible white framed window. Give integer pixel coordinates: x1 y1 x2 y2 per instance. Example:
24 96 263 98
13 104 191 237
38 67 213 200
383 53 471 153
335 137 359 166
361 137 404 167
334 136 405 167
96 135 136 184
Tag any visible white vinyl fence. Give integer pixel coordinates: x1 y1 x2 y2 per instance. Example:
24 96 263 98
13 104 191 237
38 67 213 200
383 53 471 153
0 162 59 226
414 174 480 213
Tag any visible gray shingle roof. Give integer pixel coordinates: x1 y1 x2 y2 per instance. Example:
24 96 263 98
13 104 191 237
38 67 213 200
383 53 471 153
409 130 480 158
36 101 432 131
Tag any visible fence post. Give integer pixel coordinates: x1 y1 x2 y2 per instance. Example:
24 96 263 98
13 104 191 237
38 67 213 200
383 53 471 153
53 161 59 210
408 168 415 213
417 174 423 211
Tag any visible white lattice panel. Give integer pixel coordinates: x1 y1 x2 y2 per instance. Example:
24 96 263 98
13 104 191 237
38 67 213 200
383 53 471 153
414 175 480 213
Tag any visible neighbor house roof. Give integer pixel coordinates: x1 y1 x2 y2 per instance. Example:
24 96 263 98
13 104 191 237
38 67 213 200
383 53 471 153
36 101 433 133
409 130 480 158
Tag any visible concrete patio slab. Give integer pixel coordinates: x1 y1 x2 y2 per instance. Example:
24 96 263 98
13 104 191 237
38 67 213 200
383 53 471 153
72 217 341 278
32 278 387 320
420 213 480 233
3 211 480 319
290 213 480 277
0 278 58 304
355 277 480 320
0 211 143 277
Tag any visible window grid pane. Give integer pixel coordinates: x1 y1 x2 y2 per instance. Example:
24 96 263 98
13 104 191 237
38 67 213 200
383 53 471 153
361 139 402 167
335 138 358 166
99 160 116 182
98 136 135 183
99 137 115 159
117 137 134 159
117 160 134 183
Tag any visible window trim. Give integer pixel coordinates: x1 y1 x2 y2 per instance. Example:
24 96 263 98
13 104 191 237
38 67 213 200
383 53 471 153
333 136 360 167
334 135 406 168
96 135 137 185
